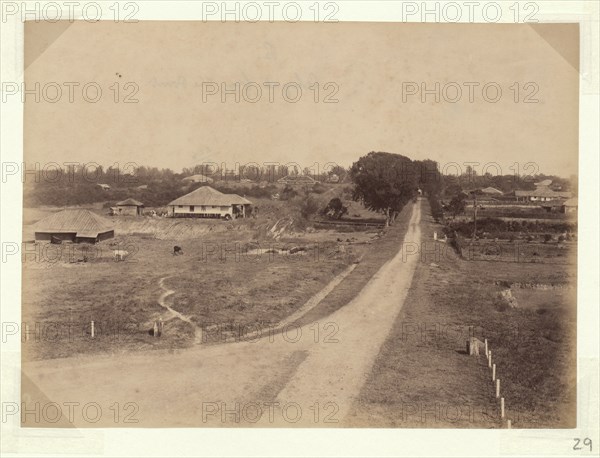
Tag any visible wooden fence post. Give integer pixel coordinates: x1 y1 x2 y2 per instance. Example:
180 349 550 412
496 379 500 398
153 321 158 337
488 351 492 368
492 363 496 381
507 419 511 429
91 321 95 338
484 339 488 357
501 397 505 418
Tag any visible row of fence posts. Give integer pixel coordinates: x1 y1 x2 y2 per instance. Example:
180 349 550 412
22 320 166 341
88 319 164 338
483 336 512 429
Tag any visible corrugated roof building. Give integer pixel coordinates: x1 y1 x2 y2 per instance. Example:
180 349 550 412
114 198 144 216
481 187 504 195
34 209 115 243
515 187 572 202
182 174 214 184
562 197 578 213
167 186 252 219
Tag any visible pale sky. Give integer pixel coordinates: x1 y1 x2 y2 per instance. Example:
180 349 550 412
24 22 579 177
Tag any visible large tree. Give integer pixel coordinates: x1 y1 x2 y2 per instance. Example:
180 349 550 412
447 192 468 217
350 152 417 226
414 159 442 197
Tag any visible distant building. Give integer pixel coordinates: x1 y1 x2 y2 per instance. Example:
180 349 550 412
562 197 578 214
34 209 114 243
515 188 572 202
97 183 111 190
114 198 144 216
515 180 571 202
534 179 553 187
182 174 214 184
480 187 504 195
167 186 252 219
540 200 565 213
327 174 340 183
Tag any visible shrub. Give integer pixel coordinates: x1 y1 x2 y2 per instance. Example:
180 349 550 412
450 236 463 258
322 198 348 220
311 183 327 194
280 185 298 201
428 194 443 222
299 195 320 220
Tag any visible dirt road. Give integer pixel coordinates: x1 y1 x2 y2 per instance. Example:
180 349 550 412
21 201 422 428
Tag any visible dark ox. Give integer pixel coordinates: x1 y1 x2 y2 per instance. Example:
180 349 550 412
173 246 183 255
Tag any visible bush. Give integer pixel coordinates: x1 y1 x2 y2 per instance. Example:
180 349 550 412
428 194 443 222
299 195 320 220
311 183 327 194
450 235 463 258
322 198 348 220
280 185 298 201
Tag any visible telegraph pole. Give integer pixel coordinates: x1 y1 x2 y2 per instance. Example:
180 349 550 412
472 192 478 240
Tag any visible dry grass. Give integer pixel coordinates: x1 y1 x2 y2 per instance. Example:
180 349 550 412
166 244 352 333
22 221 363 360
351 201 576 428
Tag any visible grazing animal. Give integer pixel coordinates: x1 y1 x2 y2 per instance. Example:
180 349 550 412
173 246 183 255
113 250 129 261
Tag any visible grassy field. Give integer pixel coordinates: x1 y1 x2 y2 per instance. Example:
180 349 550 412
350 201 576 428
22 196 577 428
21 204 381 360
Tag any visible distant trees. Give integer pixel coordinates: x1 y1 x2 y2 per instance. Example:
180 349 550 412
327 164 349 183
22 161 212 208
350 152 419 226
447 192 468 217
414 159 443 197
413 159 444 222
439 170 576 195
444 181 463 198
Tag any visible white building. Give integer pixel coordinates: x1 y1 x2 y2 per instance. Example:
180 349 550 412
167 186 252 219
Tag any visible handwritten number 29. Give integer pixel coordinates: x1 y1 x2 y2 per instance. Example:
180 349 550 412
573 438 593 452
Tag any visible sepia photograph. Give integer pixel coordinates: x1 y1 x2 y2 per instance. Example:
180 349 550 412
1 1 599 457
